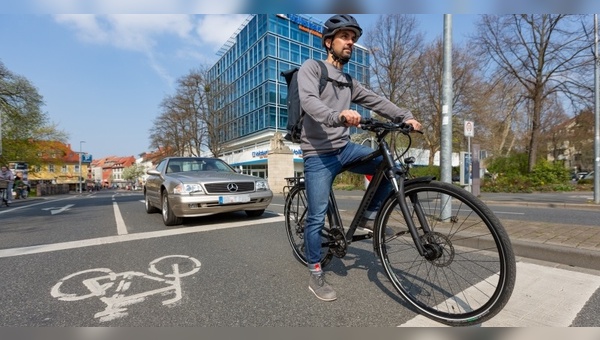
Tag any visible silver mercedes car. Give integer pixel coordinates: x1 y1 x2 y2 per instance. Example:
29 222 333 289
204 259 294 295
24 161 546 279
144 157 273 226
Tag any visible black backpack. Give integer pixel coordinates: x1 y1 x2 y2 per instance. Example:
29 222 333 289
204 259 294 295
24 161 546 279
280 60 353 143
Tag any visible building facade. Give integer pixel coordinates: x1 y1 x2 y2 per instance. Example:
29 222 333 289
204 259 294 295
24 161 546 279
90 156 136 189
546 110 595 173
207 14 371 178
24 141 91 191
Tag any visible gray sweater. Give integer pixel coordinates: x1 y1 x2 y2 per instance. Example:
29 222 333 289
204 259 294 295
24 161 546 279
297 59 414 158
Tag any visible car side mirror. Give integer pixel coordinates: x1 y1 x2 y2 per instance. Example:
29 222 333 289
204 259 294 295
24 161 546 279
147 169 160 176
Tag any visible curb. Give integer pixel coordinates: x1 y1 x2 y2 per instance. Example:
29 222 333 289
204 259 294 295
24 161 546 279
480 200 600 211
510 239 600 271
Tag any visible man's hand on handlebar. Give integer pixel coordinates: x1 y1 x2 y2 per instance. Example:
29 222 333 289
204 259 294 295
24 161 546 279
404 118 422 132
339 110 362 127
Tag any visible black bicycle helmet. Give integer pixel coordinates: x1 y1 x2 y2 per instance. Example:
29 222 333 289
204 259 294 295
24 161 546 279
321 14 362 47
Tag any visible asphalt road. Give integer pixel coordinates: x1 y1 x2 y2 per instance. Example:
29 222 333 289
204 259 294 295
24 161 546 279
0 190 598 327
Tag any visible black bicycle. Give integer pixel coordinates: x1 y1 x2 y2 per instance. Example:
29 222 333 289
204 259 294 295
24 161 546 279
283 118 516 326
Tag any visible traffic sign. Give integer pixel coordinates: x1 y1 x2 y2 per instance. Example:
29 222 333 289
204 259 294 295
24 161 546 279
464 120 474 137
81 154 93 163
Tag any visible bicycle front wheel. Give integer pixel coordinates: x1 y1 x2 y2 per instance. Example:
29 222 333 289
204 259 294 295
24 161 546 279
284 185 334 268
374 180 516 326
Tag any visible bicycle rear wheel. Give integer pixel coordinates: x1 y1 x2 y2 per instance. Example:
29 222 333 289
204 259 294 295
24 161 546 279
374 180 516 326
284 185 334 268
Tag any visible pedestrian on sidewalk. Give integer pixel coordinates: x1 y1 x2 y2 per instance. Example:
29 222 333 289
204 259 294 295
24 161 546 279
0 165 15 205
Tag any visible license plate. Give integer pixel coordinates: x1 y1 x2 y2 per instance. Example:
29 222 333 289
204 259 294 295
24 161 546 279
219 194 250 204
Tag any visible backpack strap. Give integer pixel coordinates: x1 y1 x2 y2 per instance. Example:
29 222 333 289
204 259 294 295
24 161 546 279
316 60 329 95
315 60 353 94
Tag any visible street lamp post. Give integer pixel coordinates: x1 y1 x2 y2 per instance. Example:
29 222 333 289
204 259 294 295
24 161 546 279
79 141 85 193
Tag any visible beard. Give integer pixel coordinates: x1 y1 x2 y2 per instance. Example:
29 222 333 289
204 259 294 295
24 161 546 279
331 47 352 64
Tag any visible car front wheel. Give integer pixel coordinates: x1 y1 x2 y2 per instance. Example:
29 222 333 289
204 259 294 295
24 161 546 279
162 191 183 226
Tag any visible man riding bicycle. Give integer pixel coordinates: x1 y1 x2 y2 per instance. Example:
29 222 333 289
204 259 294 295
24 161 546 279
297 14 422 301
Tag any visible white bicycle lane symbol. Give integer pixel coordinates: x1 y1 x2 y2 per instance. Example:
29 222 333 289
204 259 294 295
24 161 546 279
50 255 201 322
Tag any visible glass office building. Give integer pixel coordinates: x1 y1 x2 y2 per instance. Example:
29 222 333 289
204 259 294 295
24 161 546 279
208 14 371 178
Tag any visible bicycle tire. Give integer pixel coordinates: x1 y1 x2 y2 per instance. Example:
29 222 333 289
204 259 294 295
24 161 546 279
374 180 516 326
284 185 334 268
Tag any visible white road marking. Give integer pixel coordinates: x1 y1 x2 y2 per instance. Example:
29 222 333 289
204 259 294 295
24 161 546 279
41 204 75 215
0 196 75 215
51 255 201 322
113 202 128 235
0 215 285 259
399 261 600 327
493 211 525 215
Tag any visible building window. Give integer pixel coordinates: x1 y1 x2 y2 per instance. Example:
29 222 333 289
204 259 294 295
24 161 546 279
49 164 55 172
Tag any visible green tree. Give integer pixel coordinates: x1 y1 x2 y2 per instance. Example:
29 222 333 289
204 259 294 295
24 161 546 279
122 163 146 184
0 60 67 166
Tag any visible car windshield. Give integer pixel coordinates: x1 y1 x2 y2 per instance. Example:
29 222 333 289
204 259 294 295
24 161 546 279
166 159 235 174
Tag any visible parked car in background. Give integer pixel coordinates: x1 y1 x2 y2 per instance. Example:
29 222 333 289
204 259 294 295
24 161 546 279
144 157 273 226
572 171 588 181
579 171 594 181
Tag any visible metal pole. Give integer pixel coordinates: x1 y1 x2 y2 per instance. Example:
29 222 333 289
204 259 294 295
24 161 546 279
0 107 3 157
594 14 600 204
441 14 453 219
79 141 85 193
467 136 471 192
441 15 453 183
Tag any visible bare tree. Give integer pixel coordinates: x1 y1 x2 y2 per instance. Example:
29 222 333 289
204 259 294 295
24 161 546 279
365 16 486 166
148 67 228 158
468 76 529 157
403 39 483 165
202 78 229 158
364 14 424 102
473 14 593 172
149 94 191 157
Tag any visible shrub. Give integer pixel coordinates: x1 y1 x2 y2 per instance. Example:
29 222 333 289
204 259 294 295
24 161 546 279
482 153 573 192
333 171 365 190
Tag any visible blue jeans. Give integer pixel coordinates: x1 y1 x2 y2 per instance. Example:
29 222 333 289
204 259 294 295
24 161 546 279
303 142 391 265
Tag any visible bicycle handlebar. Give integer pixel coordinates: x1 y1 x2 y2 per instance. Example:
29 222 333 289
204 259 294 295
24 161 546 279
341 116 422 135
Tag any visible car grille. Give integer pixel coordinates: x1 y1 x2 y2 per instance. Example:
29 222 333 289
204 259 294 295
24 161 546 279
204 182 255 194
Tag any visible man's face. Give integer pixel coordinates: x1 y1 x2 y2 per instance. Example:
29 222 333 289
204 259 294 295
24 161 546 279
328 29 357 58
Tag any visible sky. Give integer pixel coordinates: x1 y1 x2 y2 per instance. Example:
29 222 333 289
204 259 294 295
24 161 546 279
0 13 480 160
2 0 600 160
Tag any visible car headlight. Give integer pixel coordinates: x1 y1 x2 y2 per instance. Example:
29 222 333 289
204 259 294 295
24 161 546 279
173 183 204 194
255 180 269 191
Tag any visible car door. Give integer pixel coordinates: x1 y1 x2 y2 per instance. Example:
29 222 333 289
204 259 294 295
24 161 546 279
145 159 167 206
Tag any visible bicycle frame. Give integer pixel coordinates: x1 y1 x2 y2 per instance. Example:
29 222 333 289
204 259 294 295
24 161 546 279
283 120 437 257
323 122 435 257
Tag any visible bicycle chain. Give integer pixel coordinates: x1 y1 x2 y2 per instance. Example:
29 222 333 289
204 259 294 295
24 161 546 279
328 227 347 258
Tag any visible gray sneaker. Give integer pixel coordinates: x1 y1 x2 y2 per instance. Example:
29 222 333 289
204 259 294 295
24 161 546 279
309 272 337 301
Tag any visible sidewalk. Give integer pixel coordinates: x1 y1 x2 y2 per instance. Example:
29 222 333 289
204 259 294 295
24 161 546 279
332 190 600 271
